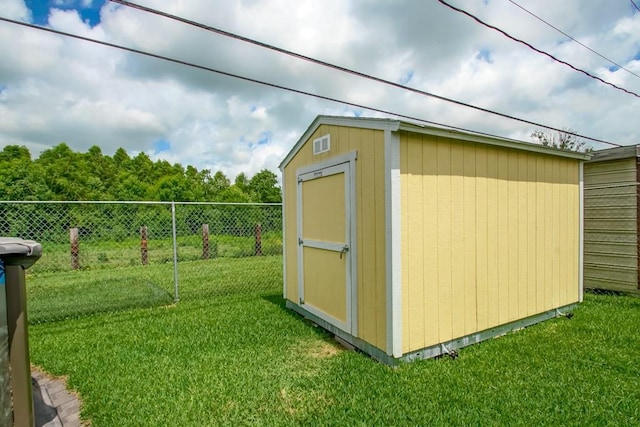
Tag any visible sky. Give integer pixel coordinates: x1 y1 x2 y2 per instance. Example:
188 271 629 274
1 0 639 180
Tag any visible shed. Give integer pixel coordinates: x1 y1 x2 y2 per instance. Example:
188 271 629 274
584 145 640 295
279 115 587 364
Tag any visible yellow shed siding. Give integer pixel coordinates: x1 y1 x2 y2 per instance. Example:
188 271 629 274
283 125 388 350
400 132 580 353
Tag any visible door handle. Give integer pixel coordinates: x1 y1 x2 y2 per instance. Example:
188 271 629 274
339 245 349 259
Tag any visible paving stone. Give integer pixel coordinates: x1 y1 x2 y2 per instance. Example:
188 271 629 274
31 368 84 427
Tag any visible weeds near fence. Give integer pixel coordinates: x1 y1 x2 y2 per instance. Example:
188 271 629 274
28 232 282 274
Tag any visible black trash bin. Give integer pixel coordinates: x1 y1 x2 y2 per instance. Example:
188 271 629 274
0 238 42 427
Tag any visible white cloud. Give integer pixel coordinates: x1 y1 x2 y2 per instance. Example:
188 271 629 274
3 0 31 21
0 0 639 186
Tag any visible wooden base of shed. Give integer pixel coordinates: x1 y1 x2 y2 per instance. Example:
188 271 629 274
286 300 577 366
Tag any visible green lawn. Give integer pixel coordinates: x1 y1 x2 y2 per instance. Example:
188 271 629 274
27 258 640 426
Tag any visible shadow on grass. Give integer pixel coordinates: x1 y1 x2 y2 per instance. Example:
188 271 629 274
260 293 342 343
29 277 175 325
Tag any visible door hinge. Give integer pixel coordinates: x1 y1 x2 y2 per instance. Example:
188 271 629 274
298 238 304 245
299 298 305 305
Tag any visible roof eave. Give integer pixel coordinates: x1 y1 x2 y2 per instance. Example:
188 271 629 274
397 122 591 161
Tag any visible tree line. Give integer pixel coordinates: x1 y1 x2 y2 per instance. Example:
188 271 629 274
0 143 281 203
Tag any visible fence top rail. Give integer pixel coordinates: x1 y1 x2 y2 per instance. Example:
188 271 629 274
0 200 283 206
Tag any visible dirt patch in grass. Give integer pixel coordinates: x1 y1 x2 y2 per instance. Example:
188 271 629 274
297 339 344 359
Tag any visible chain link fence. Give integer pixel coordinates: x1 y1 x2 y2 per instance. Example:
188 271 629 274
0 201 283 323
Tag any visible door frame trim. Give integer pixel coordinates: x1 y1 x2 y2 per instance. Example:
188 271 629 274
296 151 358 335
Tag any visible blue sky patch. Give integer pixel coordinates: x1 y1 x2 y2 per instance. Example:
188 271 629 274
476 49 493 63
257 131 272 145
25 0 107 26
399 70 414 85
153 139 171 153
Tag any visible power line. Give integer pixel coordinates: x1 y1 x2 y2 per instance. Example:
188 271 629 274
437 0 640 99
507 0 640 80
0 16 621 147
0 17 526 144
632 0 640 13
107 0 621 147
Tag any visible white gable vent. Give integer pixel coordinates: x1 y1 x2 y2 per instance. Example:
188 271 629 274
313 134 330 155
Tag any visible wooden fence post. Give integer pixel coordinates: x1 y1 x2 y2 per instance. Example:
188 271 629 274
202 224 210 260
70 227 79 270
140 225 148 265
254 222 262 256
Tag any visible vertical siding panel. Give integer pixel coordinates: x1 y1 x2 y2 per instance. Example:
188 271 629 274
559 160 569 306
423 137 440 346
437 138 453 342
544 157 554 311
508 151 519 321
567 161 579 304
285 162 298 302
517 152 529 319
357 128 375 343
486 148 500 327
374 130 387 349
526 155 538 316
450 142 465 339
463 143 478 336
536 157 546 312
407 135 425 350
475 146 489 331
336 125 347 155
400 135 410 353
569 163 580 302
552 158 561 308
497 151 510 324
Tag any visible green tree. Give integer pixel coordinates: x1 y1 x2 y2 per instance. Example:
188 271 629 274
0 146 49 200
113 148 131 168
530 129 591 152
216 185 251 203
0 145 31 163
154 175 194 202
235 172 250 194
249 169 281 203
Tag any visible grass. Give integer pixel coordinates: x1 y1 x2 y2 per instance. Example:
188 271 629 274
27 259 640 426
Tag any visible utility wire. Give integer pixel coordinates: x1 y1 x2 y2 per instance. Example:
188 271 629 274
0 16 621 147
438 0 640 99
107 0 620 147
632 0 640 13
507 0 640 80
0 17 531 144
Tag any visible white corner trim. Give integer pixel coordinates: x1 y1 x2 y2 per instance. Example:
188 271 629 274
579 162 584 302
281 171 287 299
349 155 359 336
385 129 402 357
